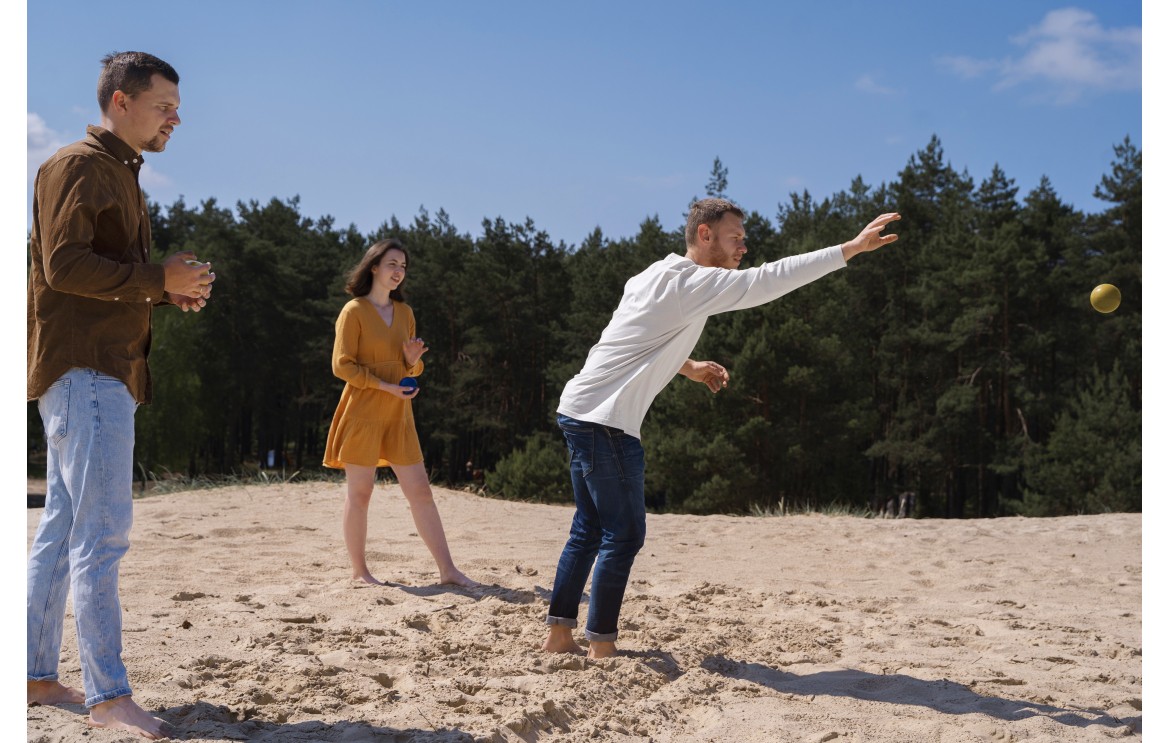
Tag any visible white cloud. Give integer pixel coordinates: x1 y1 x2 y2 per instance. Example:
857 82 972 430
27 112 66 182
855 73 897 96
938 7 1140 103
140 163 172 190
1000 8 1140 92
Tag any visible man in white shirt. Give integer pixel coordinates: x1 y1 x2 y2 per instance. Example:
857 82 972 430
543 198 900 658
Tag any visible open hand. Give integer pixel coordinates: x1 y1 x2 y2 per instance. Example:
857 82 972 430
841 213 900 261
403 337 429 367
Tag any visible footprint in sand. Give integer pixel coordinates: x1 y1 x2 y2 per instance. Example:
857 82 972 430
541 655 587 672
969 722 1016 742
172 591 209 601
403 613 432 632
208 526 275 538
963 583 996 592
278 614 325 625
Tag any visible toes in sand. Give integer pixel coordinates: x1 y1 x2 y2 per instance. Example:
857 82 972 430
87 696 175 741
27 680 85 706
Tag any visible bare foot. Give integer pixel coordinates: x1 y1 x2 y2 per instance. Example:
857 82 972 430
542 625 586 654
588 640 617 659
439 568 479 588
28 679 84 706
352 572 387 586
88 695 175 740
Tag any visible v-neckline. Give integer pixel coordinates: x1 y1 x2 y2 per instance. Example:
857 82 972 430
364 297 395 329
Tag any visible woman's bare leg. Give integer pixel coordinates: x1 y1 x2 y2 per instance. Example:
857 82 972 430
390 462 477 587
343 464 383 584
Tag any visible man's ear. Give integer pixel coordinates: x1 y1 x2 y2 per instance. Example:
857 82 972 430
109 90 129 115
696 223 711 244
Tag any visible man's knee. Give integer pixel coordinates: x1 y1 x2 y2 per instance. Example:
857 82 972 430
566 527 602 552
72 528 131 566
625 517 647 549
604 527 645 559
627 530 646 555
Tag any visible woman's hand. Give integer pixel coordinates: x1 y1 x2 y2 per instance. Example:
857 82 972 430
403 336 429 367
383 381 420 399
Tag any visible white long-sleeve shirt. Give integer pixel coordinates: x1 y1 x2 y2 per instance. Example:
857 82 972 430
557 245 848 438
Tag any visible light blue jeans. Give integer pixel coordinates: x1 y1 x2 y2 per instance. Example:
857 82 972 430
28 368 137 707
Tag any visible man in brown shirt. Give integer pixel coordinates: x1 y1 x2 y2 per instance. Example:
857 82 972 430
27 51 215 740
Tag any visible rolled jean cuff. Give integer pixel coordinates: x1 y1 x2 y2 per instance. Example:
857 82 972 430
545 615 577 629
86 687 133 709
27 672 59 682
584 628 618 642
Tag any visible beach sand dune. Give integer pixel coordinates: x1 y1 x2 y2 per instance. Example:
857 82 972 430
26 482 1141 742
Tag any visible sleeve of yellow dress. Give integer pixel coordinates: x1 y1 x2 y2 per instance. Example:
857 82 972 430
406 305 425 377
332 303 378 389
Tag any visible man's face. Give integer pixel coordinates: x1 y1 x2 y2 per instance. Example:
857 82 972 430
120 74 181 153
705 214 747 269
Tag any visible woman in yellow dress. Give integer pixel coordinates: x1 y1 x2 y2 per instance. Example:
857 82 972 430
323 238 475 587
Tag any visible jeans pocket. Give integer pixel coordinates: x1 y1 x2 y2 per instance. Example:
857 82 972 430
621 435 646 481
39 378 71 446
560 427 594 477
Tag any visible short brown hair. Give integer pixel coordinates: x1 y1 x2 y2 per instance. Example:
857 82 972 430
685 198 745 246
345 239 409 301
97 52 179 113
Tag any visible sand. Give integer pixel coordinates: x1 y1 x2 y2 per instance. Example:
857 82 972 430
25 479 1142 742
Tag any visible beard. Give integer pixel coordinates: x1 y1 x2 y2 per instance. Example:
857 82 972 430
142 135 168 153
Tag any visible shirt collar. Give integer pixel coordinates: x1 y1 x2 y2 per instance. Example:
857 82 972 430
86 125 144 176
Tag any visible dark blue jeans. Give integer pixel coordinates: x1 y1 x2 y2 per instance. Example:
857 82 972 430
546 414 646 641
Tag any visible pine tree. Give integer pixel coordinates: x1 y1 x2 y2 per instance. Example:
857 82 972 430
706 157 729 199
1021 362 1140 515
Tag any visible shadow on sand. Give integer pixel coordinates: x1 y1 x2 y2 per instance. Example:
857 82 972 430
392 582 540 606
617 649 683 678
700 656 1138 732
160 700 477 741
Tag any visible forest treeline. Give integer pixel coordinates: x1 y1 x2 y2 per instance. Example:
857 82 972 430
27 135 1142 518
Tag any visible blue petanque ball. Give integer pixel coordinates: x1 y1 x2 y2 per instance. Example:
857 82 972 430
399 377 418 390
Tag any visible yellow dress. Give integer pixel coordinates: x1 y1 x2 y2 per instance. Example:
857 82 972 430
323 297 425 468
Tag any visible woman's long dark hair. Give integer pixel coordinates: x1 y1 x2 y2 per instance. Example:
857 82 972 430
345 238 408 301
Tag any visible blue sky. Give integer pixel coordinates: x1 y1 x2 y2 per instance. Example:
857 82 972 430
24 1 1142 245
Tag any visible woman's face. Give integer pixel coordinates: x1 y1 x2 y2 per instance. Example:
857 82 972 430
371 248 407 292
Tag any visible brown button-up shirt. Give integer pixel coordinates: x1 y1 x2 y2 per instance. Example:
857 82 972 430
27 125 167 403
